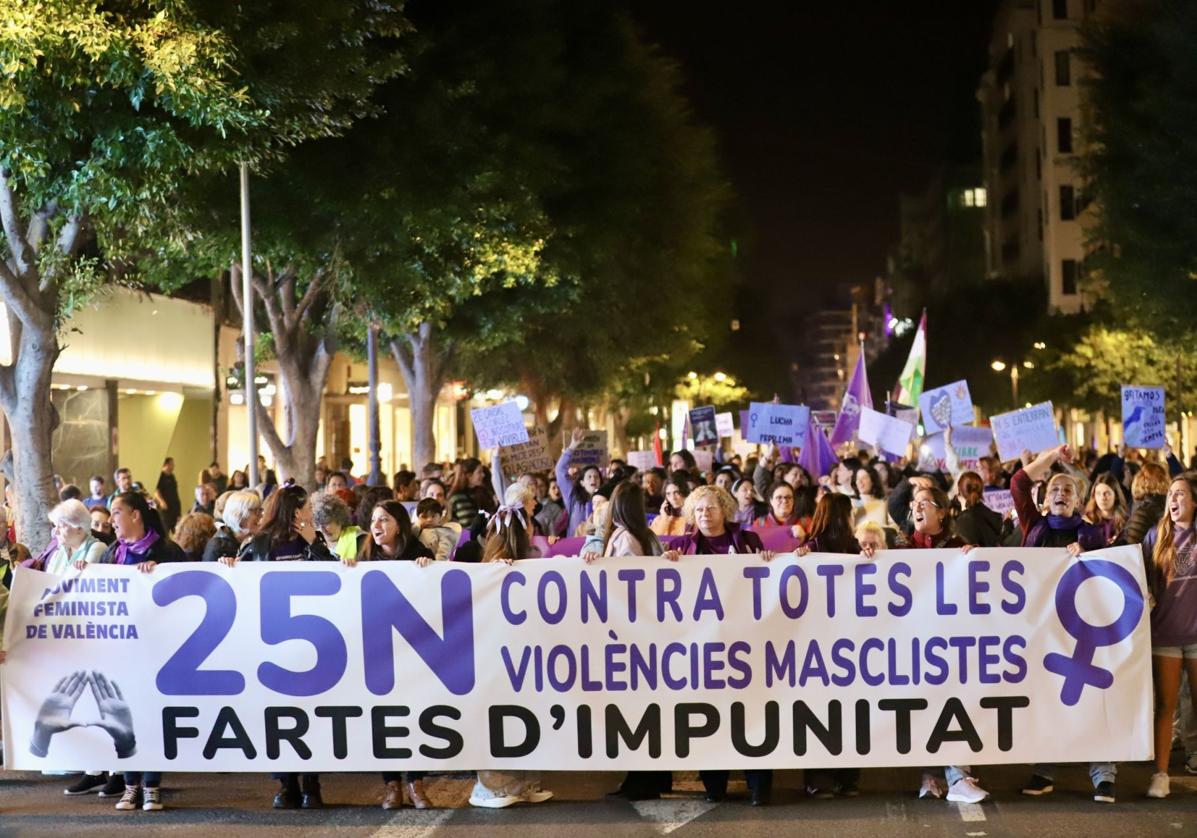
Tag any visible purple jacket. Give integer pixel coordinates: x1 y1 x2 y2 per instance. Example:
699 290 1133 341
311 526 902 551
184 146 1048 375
672 523 764 555
556 448 594 537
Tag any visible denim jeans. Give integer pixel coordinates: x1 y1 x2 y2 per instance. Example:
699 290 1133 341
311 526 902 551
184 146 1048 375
1032 762 1116 787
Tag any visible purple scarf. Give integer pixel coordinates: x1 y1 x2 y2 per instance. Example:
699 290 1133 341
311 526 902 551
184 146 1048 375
1046 513 1084 530
113 529 159 565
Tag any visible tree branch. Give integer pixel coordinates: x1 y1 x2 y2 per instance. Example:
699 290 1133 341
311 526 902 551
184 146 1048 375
0 254 48 330
0 168 31 277
294 268 328 324
229 264 244 319
26 201 58 252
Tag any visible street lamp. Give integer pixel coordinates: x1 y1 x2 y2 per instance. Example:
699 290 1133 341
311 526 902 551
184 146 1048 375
991 359 1019 406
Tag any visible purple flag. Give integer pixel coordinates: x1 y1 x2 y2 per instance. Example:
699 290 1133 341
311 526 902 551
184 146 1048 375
829 351 873 447
799 416 839 478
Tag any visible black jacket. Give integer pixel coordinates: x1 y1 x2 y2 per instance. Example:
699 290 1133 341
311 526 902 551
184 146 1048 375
954 504 1004 547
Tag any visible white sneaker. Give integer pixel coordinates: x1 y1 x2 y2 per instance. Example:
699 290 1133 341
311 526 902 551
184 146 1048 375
946 777 990 804
918 773 944 799
1146 772 1170 799
1185 753 1197 775
469 793 521 809
142 786 163 811
114 785 142 811
521 789 554 804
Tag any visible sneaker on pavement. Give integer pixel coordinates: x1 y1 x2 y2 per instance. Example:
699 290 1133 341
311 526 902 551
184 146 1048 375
1146 772 1170 799
469 792 521 809
1021 774 1054 796
806 783 835 800
142 786 163 811
114 785 142 811
65 773 109 795
917 773 944 799
1093 781 1116 803
98 774 127 797
946 777 989 804
521 789 554 804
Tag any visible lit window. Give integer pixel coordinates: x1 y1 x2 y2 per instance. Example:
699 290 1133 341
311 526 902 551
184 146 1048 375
963 188 987 208
973 188 987 207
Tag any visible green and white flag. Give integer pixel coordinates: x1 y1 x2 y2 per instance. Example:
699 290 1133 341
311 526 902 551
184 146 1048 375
893 310 927 408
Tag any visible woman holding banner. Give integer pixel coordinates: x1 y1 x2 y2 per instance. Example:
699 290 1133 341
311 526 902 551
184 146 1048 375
1011 446 1118 803
876 485 989 804
469 490 556 809
1140 476 1197 799
662 485 775 805
92 492 184 812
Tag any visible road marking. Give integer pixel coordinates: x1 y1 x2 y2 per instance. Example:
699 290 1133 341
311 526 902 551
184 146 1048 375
370 808 454 838
955 802 987 821
631 798 718 835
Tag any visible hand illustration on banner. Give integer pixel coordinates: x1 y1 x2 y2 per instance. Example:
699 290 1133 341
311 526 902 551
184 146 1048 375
29 670 136 758
1043 560 1143 707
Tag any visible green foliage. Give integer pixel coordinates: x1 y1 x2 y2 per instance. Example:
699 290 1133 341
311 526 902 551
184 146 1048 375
1034 324 1197 415
1080 1 1197 336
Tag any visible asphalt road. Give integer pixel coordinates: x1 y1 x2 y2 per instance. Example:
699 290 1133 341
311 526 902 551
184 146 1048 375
1 759 1195 837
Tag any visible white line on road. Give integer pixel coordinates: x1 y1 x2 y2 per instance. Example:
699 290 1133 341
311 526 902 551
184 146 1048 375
956 802 987 822
631 798 719 835
369 808 455 838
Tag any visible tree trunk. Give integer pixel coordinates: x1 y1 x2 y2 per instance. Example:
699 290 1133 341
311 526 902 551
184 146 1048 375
230 264 335 492
391 322 453 469
3 329 59 551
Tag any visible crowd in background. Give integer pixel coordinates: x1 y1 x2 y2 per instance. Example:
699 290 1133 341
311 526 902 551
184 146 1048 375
0 426 1195 811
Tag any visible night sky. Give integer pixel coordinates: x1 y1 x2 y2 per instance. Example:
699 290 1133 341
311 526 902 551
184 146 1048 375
630 1 999 386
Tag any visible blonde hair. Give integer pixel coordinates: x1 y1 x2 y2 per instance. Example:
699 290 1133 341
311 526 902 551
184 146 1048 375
1043 473 1081 514
854 520 886 544
683 485 737 527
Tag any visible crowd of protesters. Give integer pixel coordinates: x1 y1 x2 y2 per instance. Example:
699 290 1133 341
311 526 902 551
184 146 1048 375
0 428 1195 812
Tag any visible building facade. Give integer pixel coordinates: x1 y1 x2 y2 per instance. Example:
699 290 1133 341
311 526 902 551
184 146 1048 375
976 0 1099 314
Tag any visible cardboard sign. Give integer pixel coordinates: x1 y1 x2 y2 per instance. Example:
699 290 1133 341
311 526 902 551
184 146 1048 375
690 405 719 447
470 401 529 449
1121 386 1166 449
498 426 553 479
982 488 1016 518
563 430 609 468
919 380 974 434
744 402 810 448
859 407 915 456
626 450 658 472
715 412 735 438
951 426 995 470
693 448 715 474
990 401 1058 461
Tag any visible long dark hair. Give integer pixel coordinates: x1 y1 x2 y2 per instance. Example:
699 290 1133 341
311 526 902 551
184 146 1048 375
605 481 663 556
355 485 395 528
1084 472 1129 530
359 500 416 560
259 484 308 543
113 491 165 539
482 509 531 562
806 493 857 553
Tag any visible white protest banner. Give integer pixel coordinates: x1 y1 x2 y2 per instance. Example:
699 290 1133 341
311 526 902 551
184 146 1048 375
859 407 914 456
1121 386 1166 449
990 401 1058 461
919 380 974 435
563 430 608 468
471 401 529 449
2 548 1151 771
715 412 735 438
498 427 553 479
626 450 658 472
744 402 810 448
983 488 1016 518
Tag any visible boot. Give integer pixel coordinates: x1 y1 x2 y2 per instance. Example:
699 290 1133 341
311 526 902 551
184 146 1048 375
301 776 324 809
273 778 301 810
406 778 431 809
382 780 404 810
